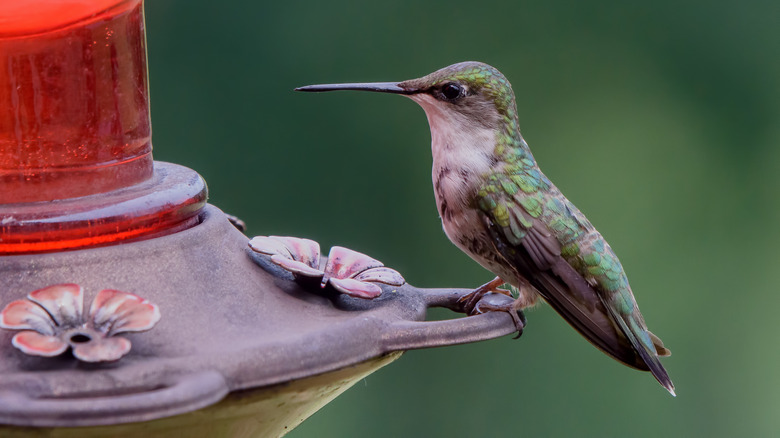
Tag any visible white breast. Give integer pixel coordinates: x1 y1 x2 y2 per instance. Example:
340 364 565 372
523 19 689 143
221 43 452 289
408 94 496 209
407 94 509 271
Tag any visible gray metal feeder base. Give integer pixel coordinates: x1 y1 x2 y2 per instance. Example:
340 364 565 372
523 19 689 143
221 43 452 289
0 205 517 435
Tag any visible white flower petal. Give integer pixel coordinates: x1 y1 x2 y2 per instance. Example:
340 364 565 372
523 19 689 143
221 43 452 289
353 267 405 286
27 284 84 328
72 336 131 363
11 331 68 357
324 246 384 280
273 236 321 268
89 290 161 336
0 299 57 335
329 278 383 299
248 236 293 257
271 255 325 278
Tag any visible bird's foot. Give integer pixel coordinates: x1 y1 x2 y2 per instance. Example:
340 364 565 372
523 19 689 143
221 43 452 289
457 277 524 338
457 276 510 314
473 293 526 339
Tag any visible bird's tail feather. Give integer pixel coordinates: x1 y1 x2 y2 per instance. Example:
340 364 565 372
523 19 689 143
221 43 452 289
608 309 675 396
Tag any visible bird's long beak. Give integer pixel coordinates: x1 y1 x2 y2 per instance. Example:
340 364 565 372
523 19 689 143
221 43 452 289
295 82 414 94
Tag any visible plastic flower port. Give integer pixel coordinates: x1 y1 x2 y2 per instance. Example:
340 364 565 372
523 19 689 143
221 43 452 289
0 284 161 362
249 236 405 299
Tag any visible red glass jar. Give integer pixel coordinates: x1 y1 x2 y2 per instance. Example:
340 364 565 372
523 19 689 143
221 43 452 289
0 0 207 254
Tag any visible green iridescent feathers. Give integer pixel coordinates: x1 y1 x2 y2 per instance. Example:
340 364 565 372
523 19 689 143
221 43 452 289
455 63 673 391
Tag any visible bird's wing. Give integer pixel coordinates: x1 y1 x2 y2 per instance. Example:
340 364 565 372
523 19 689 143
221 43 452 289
478 184 675 392
480 210 648 370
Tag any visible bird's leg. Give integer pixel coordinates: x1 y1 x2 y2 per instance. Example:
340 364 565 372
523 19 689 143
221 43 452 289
458 276 510 314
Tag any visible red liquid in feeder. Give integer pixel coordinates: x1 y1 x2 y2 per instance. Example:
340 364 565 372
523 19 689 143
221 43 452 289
0 0 207 254
0 0 152 204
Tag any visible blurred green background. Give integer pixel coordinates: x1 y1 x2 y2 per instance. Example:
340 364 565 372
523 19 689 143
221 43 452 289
145 0 779 436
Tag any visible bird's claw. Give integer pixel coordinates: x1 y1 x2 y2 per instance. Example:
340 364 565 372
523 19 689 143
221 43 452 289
456 277 525 338
457 276 507 314
458 277 526 339
473 293 526 338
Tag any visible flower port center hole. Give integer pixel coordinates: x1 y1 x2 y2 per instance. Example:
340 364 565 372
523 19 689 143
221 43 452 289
70 333 92 343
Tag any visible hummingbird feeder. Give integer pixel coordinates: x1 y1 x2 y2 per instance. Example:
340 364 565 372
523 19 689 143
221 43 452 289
0 1 520 436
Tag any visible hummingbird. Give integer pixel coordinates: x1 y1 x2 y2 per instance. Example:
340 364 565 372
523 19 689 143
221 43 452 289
296 61 675 395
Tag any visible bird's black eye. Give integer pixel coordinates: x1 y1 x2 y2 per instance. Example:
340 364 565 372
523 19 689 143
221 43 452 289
440 83 463 100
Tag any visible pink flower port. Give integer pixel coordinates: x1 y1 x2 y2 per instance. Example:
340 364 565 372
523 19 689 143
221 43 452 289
0 284 161 362
249 236 405 299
